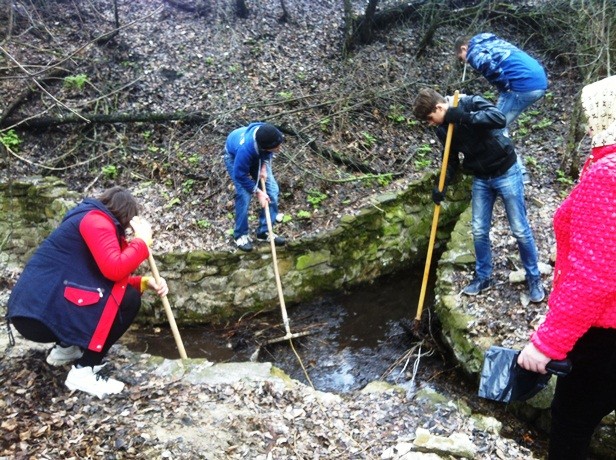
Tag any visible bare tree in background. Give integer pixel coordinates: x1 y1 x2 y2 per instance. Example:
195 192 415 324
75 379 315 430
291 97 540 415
344 0 380 53
235 0 249 18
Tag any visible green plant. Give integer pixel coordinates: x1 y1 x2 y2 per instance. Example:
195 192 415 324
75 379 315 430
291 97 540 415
228 64 239 73
387 105 406 123
306 190 327 208
278 91 293 100
0 129 21 150
376 173 393 187
297 210 311 219
525 156 538 167
532 118 553 130
102 164 118 179
281 214 293 223
361 131 376 148
196 219 211 229
204 57 215 65
182 179 195 194
63 74 88 91
413 143 433 170
414 158 432 169
188 155 200 164
482 90 496 101
416 144 432 155
556 170 574 186
164 197 181 209
319 117 331 131
147 145 159 153
142 131 152 140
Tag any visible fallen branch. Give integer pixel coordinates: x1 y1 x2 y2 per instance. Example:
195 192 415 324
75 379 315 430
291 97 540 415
1 111 211 130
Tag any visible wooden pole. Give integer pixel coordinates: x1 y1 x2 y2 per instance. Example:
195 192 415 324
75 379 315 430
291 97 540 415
147 253 188 359
260 179 293 338
415 90 460 321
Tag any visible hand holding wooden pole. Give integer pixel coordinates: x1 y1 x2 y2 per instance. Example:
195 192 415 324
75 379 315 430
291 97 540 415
416 90 460 321
147 253 188 359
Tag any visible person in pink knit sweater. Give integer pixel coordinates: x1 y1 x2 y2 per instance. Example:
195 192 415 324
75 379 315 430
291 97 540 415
517 75 616 459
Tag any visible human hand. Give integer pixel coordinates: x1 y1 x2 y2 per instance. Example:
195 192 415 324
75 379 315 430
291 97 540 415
444 106 470 124
256 189 270 208
432 186 446 205
259 165 268 182
146 276 168 297
130 216 153 246
517 342 551 374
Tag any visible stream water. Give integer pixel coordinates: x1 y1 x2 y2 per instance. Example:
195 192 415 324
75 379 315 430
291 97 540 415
123 266 441 393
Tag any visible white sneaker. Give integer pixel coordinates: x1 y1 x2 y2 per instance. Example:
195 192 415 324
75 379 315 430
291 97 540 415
46 344 83 366
65 365 125 398
235 234 253 252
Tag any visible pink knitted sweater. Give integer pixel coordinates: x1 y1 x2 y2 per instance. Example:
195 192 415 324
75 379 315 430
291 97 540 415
531 144 616 360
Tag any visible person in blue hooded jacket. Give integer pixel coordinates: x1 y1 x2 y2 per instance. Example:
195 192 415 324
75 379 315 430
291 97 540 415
224 122 286 252
455 33 548 184
7 186 168 398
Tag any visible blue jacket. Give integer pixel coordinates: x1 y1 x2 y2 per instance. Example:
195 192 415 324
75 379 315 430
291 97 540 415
467 33 548 93
225 122 273 194
8 199 142 351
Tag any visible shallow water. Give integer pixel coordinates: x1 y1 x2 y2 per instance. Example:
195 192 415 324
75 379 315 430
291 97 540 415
123 266 437 393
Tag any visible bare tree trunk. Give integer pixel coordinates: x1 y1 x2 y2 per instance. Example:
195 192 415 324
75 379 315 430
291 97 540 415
279 0 289 23
235 0 249 19
95 0 120 44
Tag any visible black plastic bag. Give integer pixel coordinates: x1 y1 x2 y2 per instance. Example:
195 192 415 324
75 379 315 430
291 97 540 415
478 346 552 403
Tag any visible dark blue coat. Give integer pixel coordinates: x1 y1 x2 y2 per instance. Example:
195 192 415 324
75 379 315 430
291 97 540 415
8 199 140 351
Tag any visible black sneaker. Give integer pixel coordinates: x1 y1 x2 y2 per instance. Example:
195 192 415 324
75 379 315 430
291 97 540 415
256 232 286 246
235 235 253 252
527 276 545 303
462 277 494 296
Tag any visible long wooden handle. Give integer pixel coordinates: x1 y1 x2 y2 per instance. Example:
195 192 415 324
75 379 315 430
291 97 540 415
147 253 188 359
416 90 460 321
260 179 292 336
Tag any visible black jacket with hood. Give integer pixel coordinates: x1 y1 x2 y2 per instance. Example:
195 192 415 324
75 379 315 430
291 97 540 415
436 95 516 182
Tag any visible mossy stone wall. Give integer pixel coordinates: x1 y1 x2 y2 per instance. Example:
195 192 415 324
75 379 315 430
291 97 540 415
1 175 469 325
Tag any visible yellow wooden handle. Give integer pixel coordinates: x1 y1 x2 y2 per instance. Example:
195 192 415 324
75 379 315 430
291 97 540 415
416 90 460 321
148 253 188 359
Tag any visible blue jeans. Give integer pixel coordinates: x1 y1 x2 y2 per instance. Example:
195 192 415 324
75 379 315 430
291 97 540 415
497 89 546 174
471 162 540 280
224 152 279 239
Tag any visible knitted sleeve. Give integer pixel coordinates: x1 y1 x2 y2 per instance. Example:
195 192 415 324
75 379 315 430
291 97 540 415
532 157 616 359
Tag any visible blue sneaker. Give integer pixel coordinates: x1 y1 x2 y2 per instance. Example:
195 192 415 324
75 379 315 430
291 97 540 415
527 276 545 303
462 277 494 296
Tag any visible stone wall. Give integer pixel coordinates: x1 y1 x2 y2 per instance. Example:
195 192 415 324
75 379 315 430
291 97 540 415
1 175 470 325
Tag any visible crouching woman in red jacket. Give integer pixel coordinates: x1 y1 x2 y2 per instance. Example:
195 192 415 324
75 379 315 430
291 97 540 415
7 186 168 398
517 76 616 459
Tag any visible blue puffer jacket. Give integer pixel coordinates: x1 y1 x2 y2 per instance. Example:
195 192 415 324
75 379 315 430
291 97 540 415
225 122 273 194
467 33 548 93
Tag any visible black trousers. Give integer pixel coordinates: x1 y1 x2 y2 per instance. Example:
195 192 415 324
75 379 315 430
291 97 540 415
11 285 141 367
548 327 616 459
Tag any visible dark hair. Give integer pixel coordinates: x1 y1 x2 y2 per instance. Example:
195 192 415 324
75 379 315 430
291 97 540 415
255 123 285 150
454 35 471 53
97 186 139 229
412 88 447 121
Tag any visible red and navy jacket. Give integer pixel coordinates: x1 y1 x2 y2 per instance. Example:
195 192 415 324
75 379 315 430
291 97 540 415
8 198 150 352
